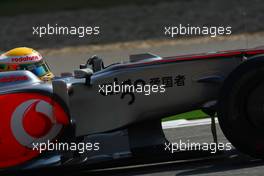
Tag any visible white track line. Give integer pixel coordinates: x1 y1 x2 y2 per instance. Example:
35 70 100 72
162 118 218 129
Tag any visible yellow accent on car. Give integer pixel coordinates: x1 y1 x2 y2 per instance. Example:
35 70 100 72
39 72 55 81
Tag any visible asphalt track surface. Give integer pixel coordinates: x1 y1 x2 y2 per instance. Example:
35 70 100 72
45 35 264 175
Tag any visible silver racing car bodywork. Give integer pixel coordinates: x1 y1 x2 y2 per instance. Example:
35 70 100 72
1 48 264 173
71 52 241 136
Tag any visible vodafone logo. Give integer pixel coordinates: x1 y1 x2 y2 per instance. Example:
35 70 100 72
11 99 62 148
11 55 41 63
0 54 42 64
0 93 69 168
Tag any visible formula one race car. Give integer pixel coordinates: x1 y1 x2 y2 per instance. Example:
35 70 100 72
1 48 264 174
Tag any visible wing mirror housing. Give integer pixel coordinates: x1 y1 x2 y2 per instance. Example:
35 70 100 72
74 68 93 85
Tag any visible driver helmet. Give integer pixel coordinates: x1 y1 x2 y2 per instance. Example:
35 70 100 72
0 47 54 81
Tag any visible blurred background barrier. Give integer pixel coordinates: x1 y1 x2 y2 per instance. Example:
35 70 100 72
0 0 263 50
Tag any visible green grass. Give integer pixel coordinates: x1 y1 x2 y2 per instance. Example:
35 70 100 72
162 110 208 122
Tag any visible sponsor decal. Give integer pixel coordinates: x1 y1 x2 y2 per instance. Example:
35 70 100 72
0 75 28 83
11 55 41 63
0 93 69 168
11 99 62 148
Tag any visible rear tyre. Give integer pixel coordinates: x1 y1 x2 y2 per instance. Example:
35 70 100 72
218 55 264 158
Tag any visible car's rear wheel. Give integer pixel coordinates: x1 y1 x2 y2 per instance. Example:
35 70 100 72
218 55 264 158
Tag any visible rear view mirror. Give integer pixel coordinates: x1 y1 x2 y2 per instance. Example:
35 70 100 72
74 68 93 85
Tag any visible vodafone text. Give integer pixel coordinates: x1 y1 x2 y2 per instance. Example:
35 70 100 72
11 55 40 62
